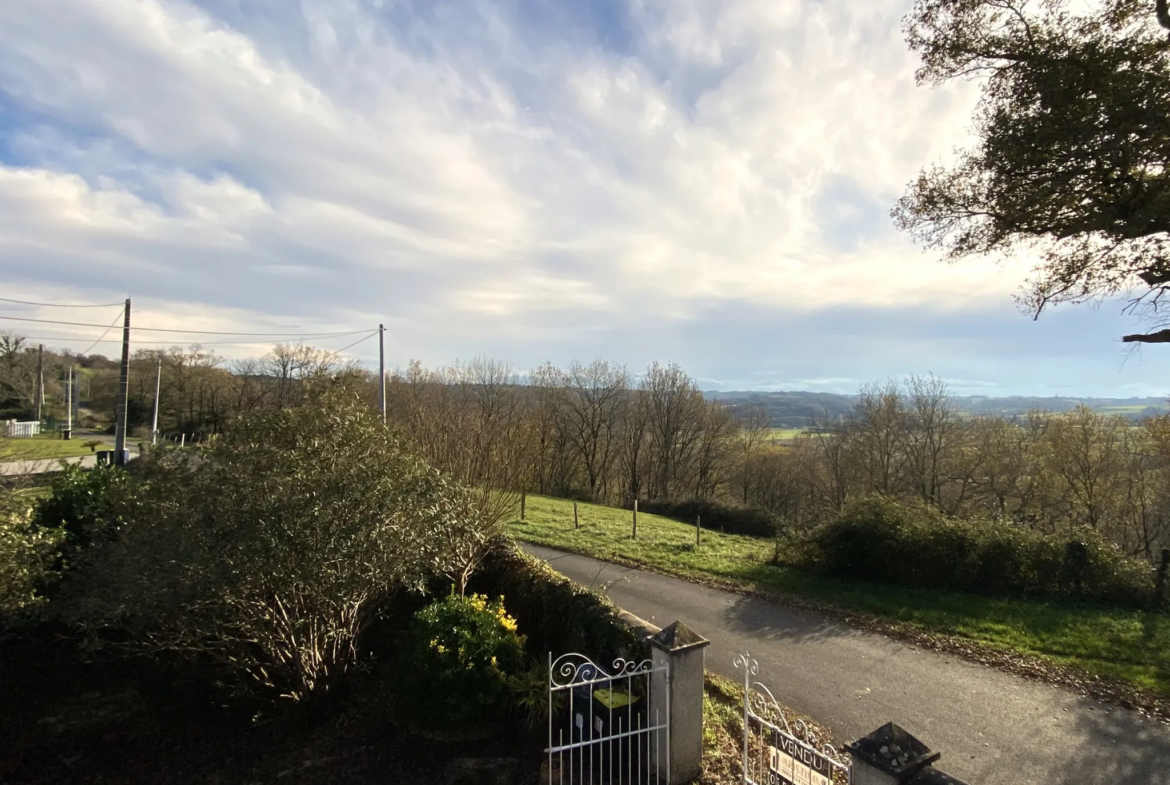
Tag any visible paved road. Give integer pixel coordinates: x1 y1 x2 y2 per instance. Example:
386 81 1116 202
0 441 140 476
523 544 1170 785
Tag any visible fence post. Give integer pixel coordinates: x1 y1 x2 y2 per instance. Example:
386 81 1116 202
695 514 701 547
573 500 578 529
1154 548 1170 608
520 491 526 521
649 621 709 785
633 498 638 539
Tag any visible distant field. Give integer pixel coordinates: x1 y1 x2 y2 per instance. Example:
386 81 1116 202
765 428 805 440
508 494 1170 699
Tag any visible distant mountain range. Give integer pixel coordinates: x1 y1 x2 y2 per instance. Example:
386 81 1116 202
704 390 1170 428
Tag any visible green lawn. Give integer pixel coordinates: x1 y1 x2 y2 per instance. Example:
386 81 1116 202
1 434 99 462
508 494 1170 698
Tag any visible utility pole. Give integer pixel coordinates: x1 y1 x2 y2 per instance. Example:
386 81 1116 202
151 355 162 446
64 366 73 440
35 344 43 423
378 323 386 423
113 298 131 464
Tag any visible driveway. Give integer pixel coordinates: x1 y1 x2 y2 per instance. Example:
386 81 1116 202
522 544 1170 785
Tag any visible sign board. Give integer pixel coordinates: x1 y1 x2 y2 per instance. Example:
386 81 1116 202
768 729 833 785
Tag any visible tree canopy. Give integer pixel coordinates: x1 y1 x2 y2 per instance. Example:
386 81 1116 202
893 0 1170 343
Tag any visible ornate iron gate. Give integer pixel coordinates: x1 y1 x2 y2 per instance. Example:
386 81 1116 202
735 653 851 785
545 652 670 784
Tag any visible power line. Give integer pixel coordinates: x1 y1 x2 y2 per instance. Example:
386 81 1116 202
323 330 380 360
16 333 380 347
79 307 127 356
0 314 371 337
0 296 126 308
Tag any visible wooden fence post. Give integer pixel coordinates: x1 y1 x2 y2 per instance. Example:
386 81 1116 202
695 514 701 547
633 498 638 539
520 491 526 521
574 501 579 529
1154 548 1170 608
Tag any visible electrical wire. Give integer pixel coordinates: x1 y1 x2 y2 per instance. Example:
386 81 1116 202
15 333 377 348
79 307 127 356
0 297 126 307
0 314 372 337
322 330 379 360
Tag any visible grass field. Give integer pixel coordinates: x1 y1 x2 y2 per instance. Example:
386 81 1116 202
507 494 1170 698
765 428 806 440
0 434 98 462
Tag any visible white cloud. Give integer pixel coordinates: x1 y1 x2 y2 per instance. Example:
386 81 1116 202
0 0 1165 395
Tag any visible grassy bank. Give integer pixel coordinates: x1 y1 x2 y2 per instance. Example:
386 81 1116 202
507 494 1170 699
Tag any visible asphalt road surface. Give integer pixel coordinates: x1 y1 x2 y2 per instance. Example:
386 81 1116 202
523 544 1170 785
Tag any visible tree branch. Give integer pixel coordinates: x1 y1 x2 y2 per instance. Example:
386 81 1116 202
1122 329 1170 342
1158 0 1170 33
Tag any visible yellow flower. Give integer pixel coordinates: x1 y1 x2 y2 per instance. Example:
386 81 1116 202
490 656 498 668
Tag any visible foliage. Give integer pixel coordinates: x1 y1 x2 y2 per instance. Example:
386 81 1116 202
894 0 1170 342
31 463 133 550
471 540 643 660
803 496 1155 606
632 497 780 537
396 592 526 730
0 492 62 617
59 389 492 706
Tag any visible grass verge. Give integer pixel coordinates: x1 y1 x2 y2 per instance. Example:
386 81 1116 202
508 494 1170 712
1 435 97 462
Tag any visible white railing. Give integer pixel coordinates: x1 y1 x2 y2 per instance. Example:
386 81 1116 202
547 652 669 784
3 421 41 438
735 653 851 785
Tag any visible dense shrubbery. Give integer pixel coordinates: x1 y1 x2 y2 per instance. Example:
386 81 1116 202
31 463 133 550
396 592 526 730
631 498 779 538
802 496 1155 606
471 543 642 660
56 390 495 706
0 494 61 617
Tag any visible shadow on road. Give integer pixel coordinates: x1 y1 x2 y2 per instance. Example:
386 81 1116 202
720 594 857 646
1045 700 1170 785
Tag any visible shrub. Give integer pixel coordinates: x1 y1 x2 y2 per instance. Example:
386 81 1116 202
0 494 62 617
59 389 494 706
31 463 133 550
396 592 526 730
630 498 779 538
804 495 1154 607
471 543 642 661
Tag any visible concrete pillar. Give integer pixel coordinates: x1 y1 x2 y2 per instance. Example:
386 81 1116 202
845 722 944 785
648 620 709 785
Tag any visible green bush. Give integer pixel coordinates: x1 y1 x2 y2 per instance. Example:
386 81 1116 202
804 496 1154 607
57 390 495 706
31 464 132 550
396 592 526 730
471 543 642 661
631 498 779 538
0 494 62 617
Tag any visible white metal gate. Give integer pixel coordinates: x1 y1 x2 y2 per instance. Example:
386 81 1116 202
545 652 669 785
735 653 851 785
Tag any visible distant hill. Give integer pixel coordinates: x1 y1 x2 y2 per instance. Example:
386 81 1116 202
704 390 1170 428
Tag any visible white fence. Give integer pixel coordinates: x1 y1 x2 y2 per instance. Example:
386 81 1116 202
546 652 670 784
3 421 40 438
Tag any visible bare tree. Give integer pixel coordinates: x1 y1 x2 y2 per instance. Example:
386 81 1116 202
562 359 629 500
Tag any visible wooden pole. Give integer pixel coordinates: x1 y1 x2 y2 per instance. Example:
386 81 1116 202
574 500 579 529
696 514 701 547
520 491 526 521
632 498 638 539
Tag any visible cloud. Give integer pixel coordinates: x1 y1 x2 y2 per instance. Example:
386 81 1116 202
0 0 1165 397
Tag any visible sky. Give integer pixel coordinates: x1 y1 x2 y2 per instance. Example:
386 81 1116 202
0 0 1166 398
